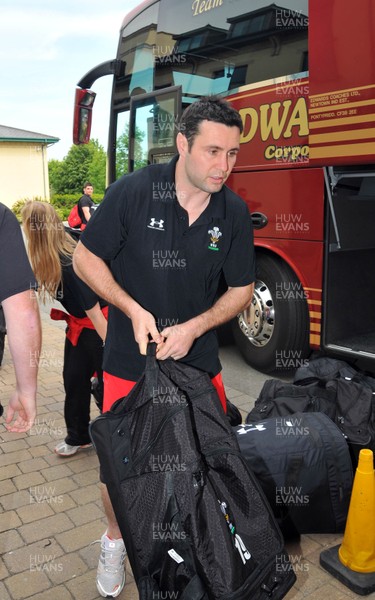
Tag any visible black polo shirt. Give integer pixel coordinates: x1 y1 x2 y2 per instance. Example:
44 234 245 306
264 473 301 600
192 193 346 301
80 155 255 380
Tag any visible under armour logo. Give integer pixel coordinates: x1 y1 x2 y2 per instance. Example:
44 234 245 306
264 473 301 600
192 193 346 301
148 218 165 230
237 423 266 435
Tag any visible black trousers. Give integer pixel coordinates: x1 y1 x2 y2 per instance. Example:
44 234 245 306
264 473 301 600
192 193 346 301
63 328 103 446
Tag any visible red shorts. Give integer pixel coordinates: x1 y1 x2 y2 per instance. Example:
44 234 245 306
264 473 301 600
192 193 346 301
103 371 227 413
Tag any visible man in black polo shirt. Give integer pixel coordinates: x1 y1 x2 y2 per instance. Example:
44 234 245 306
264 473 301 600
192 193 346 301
73 96 255 598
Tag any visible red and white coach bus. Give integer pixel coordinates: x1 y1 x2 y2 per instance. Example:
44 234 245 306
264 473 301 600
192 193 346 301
73 0 375 373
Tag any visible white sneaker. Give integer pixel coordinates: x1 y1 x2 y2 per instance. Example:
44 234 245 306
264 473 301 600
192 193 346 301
54 441 92 456
96 532 126 598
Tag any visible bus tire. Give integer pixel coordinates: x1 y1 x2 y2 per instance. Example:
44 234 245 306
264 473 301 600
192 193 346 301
232 253 310 373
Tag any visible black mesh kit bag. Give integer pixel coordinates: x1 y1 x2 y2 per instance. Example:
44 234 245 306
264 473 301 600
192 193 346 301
89 345 296 599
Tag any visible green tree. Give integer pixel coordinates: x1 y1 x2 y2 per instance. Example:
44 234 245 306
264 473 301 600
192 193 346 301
116 124 146 178
48 159 64 196
87 143 106 193
48 139 106 195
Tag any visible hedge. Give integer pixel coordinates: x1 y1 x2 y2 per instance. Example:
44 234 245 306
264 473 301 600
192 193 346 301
12 194 103 221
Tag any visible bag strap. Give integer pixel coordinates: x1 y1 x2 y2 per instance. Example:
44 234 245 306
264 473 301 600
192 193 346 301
145 342 159 398
146 341 157 360
285 455 304 489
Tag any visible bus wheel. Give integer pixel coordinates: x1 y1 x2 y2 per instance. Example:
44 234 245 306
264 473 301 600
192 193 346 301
232 254 309 373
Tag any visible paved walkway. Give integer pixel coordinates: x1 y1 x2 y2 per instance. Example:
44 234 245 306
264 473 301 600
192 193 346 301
0 307 373 599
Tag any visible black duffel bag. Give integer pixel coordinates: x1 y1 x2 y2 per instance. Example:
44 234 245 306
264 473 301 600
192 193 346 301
236 412 353 536
246 358 375 467
246 378 337 423
293 357 375 464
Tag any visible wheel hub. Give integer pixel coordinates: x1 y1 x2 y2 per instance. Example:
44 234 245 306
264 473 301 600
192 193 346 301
238 280 275 347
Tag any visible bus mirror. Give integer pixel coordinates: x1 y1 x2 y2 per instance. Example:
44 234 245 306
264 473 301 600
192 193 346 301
73 88 96 144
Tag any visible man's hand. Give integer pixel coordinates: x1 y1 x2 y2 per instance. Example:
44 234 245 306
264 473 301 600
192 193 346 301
130 306 163 355
2 290 41 434
156 321 198 360
5 390 37 433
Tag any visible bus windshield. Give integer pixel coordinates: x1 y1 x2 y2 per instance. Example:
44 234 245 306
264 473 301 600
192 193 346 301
112 0 308 174
115 0 307 103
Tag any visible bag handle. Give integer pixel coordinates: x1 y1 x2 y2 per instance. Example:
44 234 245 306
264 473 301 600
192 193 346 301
145 342 159 398
146 342 156 358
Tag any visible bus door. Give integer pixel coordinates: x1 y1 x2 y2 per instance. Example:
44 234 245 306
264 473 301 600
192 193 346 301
323 165 375 369
128 86 182 172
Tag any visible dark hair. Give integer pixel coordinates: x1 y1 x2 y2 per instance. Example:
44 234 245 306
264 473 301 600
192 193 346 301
179 96 243 149
83 182 93 189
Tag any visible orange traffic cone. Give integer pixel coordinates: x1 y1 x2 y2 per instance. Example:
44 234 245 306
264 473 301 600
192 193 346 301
320 448 375 595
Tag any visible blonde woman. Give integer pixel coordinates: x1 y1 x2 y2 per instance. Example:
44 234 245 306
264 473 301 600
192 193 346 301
22 201 107 455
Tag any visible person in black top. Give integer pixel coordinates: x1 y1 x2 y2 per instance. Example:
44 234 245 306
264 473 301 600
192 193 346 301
21 201 107 456
0 202 41 432
73 96 255 598
78 181 95 229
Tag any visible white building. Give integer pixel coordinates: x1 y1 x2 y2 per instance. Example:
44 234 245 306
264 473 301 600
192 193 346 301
0 125 59 209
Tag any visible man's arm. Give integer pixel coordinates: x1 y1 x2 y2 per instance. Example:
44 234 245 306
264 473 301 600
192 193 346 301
81 206 91 222
2 289 41 432
85 302 107 342
156 284 254 360
73 241 162 354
